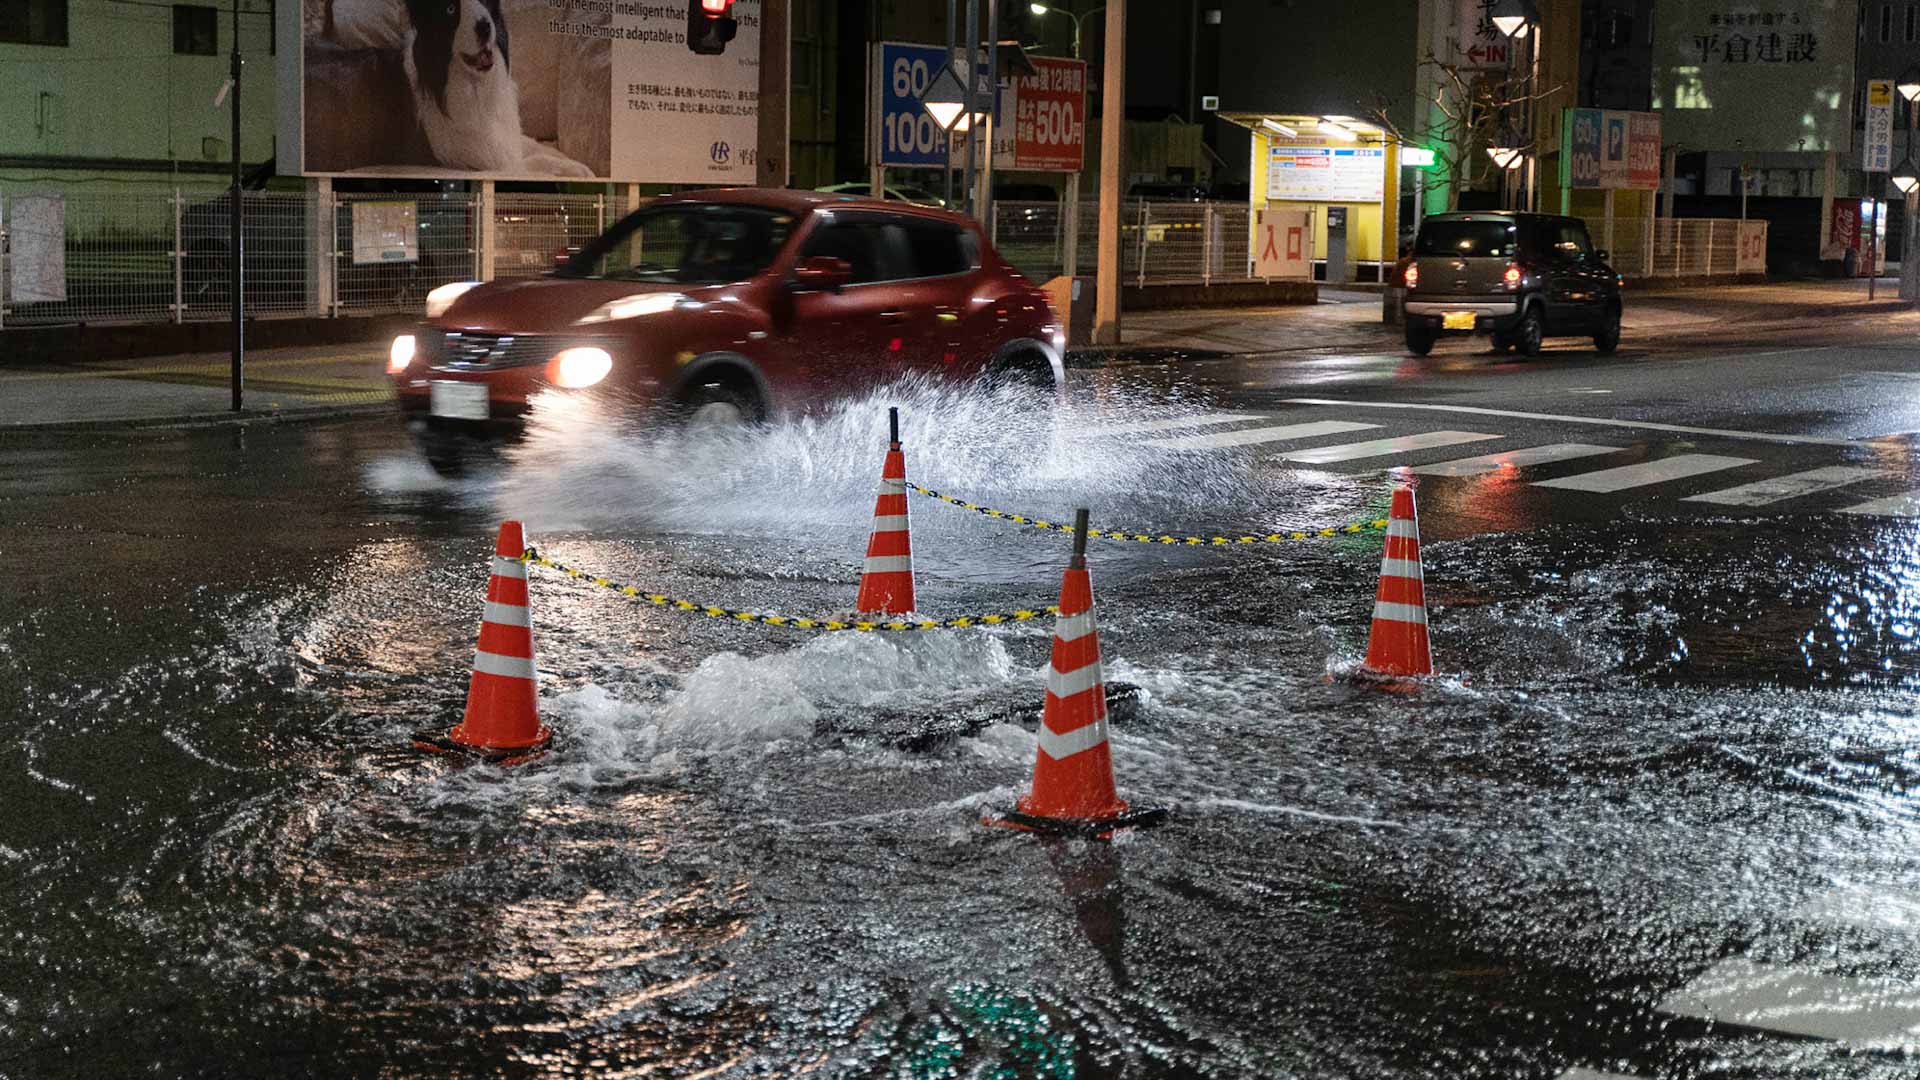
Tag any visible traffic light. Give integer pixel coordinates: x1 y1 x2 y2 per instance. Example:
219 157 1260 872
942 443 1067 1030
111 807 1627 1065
687 0 737 55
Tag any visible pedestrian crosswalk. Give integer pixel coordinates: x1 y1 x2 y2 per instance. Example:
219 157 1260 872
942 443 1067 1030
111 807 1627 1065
1092 409 1920 518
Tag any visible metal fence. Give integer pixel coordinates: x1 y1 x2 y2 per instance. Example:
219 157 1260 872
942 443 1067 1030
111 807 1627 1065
1580 216 1768 279
994 199 1266 287
0 189 638 328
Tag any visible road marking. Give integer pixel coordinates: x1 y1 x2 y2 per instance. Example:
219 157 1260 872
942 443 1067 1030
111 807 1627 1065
1091 412 1263 436
1657 956 1920 1051
1411 443 1619 477
1280 398 1862 446
1683 465 1886 507
1280 430 1502 464
1795 883 1920 934
1535 454 1758 493
1147 419 1377 450
1841 492 1920 517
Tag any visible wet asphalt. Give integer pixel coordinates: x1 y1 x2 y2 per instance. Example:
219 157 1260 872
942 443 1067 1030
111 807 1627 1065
4 320 1920 1079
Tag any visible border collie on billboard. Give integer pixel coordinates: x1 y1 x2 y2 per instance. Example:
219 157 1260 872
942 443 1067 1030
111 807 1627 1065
281 0 760 182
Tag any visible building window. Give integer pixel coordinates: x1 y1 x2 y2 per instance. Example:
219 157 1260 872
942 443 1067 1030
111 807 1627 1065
173 4 216 55
1883 3 1894 43
0 0 70 46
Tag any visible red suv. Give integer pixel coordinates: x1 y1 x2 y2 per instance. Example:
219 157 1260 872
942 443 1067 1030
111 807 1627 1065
387 188 1064 470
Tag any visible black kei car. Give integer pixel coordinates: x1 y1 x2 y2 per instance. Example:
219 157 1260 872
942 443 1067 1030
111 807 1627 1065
1402 211 1623 357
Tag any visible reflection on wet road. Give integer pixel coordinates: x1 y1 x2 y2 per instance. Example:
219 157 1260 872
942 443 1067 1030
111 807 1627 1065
3 376 1919 1078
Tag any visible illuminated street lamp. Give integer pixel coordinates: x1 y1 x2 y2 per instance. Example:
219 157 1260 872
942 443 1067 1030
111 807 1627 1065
1899 65 1920 103
1487 129 1526 171
1490 0 1538 38
1027 3 1104 59
918 64 973 131
1894 157 1920 195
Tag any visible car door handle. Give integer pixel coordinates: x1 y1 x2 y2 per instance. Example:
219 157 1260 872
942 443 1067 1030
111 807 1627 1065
879 310 909 323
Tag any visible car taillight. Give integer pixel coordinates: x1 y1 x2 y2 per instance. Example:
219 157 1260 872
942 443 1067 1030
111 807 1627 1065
1404 263 1418 289
1503 264 1522 287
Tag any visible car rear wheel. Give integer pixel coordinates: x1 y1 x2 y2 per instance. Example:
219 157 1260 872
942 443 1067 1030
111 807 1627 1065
1405 324 1436 356
1594 305 1622 354
1514 305 1544 357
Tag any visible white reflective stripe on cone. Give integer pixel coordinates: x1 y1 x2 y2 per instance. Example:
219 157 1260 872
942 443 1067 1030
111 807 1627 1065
1046 661 1103 699
1378 558 1422 579
1037 717 1110 760
490 557 529 579
868 515 909 531
482 601 531 627
1386 519 1419 539
863 555 913 573
1372 601 1428 626
1053 609 1097 642
473 650 537 680
878 478 907 492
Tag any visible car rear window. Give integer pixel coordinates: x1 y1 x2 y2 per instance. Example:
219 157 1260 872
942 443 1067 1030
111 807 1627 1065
1416 220 1519 258
903 222 974 277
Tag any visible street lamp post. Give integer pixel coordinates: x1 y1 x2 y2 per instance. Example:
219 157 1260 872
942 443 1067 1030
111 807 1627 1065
1490 0 1540 212
1029 3 1104 59
1899 67 1920 301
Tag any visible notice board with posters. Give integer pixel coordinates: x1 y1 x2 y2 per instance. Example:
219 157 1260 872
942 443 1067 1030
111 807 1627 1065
281 0 761 183
1010 56 1086 172
1561 109 1661 190
5 195 67 304
351 201 419 264
1266 139 1385 203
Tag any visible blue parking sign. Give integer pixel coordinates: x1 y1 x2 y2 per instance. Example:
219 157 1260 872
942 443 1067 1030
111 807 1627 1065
873 42 953 168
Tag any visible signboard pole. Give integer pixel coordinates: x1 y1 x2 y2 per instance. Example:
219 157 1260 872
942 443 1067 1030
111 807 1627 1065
945 0 957 209
1063 173 1080 277
756 0 789 187
1092 1 1124 345
229 0 244 413
962 0 978 217
1870 182 1881 300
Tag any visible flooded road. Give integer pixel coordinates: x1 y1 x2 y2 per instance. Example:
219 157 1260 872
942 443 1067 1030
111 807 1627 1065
4 374 1919 1078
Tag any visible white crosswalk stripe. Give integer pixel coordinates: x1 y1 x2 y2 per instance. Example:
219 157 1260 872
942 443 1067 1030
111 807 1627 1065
1683 465 1886 506
1656 956 1920 1051
1411 442 1620 477
1090 412 1264 436
1555 1070 1645 1080
1841 492 1920 517
1534 453 1758 493
1280 430 1502 464
1146 419 1378 450
1793 883 1920 934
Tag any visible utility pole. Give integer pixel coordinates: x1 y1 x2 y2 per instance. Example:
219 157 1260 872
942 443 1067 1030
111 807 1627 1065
755 0 788 187
1092 1 1124 345
228 0 243 411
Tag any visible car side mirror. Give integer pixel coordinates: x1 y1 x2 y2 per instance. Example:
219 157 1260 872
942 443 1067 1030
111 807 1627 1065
791 255 852 292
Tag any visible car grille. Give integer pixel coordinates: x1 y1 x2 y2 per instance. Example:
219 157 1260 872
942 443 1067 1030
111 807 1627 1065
424 331 606 371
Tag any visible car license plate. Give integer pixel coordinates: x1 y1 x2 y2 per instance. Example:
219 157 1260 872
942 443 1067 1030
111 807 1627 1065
1442 311 1476 331
430 380 490 420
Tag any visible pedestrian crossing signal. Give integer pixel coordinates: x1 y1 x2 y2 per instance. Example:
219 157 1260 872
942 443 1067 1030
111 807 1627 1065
687 0 737 54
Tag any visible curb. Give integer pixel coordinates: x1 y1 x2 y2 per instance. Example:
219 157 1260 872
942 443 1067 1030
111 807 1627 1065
0 401 391 434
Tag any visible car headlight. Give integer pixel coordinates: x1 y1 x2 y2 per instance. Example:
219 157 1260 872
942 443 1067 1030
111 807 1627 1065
388 334 416 373
425 281 480 319
546 347 613 389
576 292 686 324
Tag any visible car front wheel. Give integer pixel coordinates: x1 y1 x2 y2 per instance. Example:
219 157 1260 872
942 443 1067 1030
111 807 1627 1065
1405 324 1436 356
1594 305 1622 354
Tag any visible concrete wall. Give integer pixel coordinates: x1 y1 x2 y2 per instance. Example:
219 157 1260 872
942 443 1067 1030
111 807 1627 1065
1 0 278 175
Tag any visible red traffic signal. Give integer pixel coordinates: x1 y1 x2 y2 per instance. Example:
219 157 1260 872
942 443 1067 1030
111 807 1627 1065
687 0 737 54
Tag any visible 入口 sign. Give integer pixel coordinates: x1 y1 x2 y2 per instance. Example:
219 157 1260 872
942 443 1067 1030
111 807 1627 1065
1254 209 1311 279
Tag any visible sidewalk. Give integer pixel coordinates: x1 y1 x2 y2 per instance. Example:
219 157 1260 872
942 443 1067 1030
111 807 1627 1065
0 343 390 428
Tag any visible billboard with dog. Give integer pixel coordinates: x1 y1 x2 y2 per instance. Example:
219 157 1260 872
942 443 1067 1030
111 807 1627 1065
280 0 761 182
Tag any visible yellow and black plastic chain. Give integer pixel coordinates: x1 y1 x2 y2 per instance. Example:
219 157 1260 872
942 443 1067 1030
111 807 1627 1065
905 483 1390 546
520 549 1058 633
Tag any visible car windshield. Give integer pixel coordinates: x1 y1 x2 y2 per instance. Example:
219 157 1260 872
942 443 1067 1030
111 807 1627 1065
563 203 795 284
1416 220 1519 258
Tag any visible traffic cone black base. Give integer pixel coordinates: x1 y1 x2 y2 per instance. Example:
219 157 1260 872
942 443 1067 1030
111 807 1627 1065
411 728 553 765
989 804 1170 838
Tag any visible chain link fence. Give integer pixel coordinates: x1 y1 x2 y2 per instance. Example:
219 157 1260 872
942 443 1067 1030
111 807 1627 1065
0 189 633 328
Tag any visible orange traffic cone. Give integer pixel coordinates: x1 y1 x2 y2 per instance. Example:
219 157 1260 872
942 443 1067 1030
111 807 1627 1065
1360 484 1433 679
992 509 1167 837
414 521 553 764
855 407 915 615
